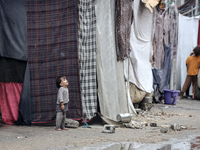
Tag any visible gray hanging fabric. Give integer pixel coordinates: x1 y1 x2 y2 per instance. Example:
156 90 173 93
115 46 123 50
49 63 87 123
152 44 171 96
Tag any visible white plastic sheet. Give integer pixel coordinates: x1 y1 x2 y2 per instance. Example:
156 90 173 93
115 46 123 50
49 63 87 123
129 0 154 93
95 0 134 122
176 14 199 93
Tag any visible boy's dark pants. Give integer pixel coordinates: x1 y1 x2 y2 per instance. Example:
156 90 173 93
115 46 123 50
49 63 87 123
181 75 197 98
56 112 66 129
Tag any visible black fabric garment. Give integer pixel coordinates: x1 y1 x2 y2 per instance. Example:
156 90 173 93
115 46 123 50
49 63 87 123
0 0 31 125
152 44 171 97
0 57 26 83
0 0 27 61
15 63 31 125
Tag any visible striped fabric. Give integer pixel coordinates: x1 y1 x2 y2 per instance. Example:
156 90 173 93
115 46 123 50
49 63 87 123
78 0 97 120
26 0 82 123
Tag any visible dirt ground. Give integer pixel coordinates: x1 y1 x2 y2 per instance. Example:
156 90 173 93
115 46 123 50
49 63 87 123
1 96 200 150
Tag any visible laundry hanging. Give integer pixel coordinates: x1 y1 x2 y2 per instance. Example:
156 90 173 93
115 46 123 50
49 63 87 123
115 0 133 61
78 0 98 120
152 44 171 94
153 9 165 70
26 0 82 123
169 3 179 59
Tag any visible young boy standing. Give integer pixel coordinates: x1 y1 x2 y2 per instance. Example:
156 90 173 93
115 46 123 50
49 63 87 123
55 76 69 131
180 46 200 99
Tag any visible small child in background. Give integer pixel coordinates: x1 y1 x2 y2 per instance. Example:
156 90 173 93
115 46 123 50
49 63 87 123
55 76 69 131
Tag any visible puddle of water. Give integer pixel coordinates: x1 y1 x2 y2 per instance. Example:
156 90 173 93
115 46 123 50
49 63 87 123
191 136 200 149
78 135 197 150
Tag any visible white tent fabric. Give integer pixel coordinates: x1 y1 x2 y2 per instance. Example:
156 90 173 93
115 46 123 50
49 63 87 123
95 0 134 122
176 14 199 93
129 0 154 93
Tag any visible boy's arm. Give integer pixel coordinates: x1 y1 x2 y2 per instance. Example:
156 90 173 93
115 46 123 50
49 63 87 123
58 88 65 110
60 102 64 110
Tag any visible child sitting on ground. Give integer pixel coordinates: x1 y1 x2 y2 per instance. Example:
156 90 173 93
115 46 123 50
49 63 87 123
55 76 69 131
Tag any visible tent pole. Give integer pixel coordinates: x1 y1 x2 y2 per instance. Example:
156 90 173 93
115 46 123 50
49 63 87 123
195 0 199 15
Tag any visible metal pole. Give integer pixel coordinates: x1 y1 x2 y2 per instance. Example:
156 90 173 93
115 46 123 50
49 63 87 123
195 0 199 15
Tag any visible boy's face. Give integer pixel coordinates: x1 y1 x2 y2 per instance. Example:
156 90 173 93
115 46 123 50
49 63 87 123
60 77 69 88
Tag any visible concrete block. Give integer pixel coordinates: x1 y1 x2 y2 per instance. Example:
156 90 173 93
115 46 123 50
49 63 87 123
102 125 115 133
171 123 180 131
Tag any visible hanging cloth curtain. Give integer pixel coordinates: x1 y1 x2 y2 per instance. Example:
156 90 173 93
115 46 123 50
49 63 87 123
95 0 131 122
78 0 98 120
26 0 82 123
0 83 22 124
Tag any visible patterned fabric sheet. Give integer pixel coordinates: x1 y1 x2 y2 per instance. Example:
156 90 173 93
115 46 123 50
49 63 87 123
26 0 82 123
78 0 98 120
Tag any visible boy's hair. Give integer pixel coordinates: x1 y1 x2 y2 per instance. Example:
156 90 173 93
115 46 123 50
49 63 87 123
56 76 66 88
193 46 200 56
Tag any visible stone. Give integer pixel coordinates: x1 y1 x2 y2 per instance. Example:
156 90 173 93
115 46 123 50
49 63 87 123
180 125 187 130
124 120 143 129
141 97 153 103
65 118 79 128
135 108 142 114
150 123 157 127
160 125 171 129
141 121 148 126
140 103 152 111
160 128 168 133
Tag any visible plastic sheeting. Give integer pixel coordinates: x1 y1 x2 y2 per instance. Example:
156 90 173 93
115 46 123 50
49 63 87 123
95 0 132 122
129 0 154 94
176 14 199 93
